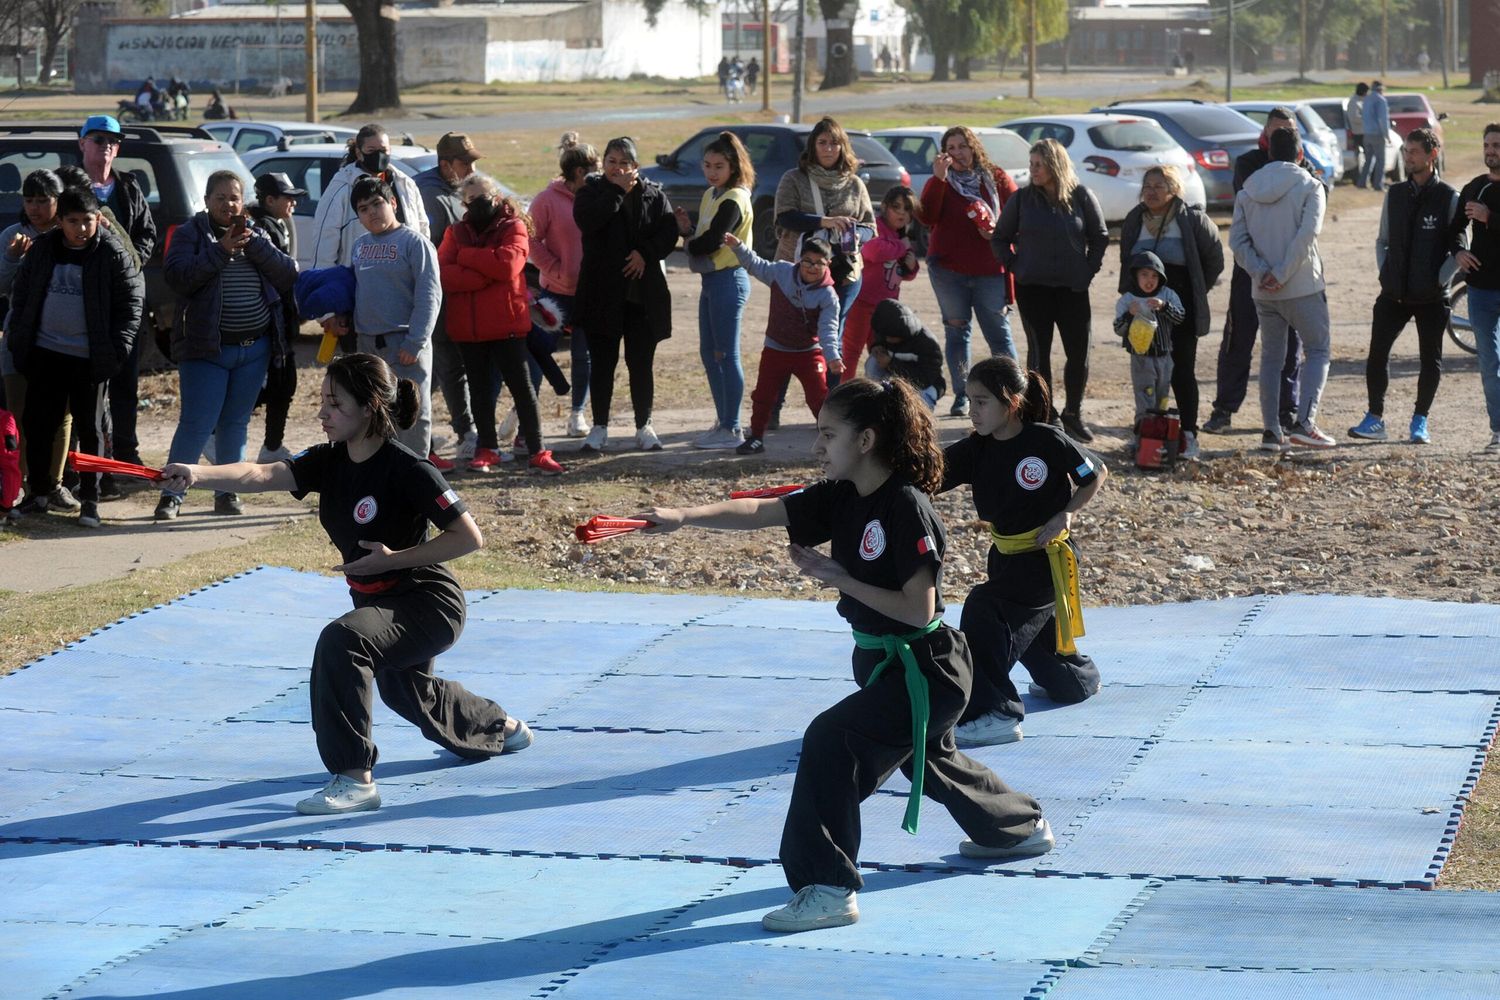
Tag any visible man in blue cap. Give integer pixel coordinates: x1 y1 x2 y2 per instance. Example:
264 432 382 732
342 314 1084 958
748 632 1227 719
79 114 156 472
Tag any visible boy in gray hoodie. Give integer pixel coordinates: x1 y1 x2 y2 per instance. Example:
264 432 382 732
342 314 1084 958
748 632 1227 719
1229 128 1335 451
726 233 843 454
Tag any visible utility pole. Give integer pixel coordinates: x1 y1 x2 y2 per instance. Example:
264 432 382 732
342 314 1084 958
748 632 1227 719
304 0 317 121
761 0 771 111
1439 0 1449 88
15 15 23 89
1298 0 1307 79
1381 0 1389 76
1027 0 1036 100
792 0 804 123
1226 0 1234 101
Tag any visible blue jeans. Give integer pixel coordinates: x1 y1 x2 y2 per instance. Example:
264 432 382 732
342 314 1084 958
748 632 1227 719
928 262 1016 403
526 292 591 411
1359 135 1386 190
165 336 270 499
699 267 749 430
1469 286 1500 433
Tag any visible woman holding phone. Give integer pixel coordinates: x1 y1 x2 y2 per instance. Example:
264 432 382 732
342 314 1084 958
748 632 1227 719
156 170 297 520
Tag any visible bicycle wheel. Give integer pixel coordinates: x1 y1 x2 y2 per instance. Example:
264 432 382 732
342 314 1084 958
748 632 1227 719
1449 281 1477 355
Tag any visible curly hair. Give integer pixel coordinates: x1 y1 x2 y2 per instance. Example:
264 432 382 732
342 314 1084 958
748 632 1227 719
822 378 943 494
939 126 998 180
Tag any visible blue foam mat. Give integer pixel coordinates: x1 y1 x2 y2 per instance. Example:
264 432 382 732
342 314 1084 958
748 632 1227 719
1165 687 1500 746
441 619 676 677
612 623 854 679
551 940 1056 1000
1244 594 1500 637
0 921 171 1000
1018 685 1194 739
884 735 1149 802
71 605 328 668
0 767 93 820
693 596 848 632
173 566 353 620
0 710 200 777
1050 634 1230 686
1096 880 1500 971
1047 968 1500 999
468 589 739 625
1210 634 1500 692
0 651 303 719
1077 597 1262 637
538 672 847 733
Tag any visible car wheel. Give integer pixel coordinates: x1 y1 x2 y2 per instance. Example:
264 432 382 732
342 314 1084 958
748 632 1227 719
752 200 777 258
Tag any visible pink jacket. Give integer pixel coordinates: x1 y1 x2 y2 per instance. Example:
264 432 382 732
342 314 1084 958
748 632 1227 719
528 178 584 296
855 217 920 306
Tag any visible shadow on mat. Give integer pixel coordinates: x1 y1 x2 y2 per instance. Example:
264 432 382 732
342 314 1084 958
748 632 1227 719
62 870 963 1000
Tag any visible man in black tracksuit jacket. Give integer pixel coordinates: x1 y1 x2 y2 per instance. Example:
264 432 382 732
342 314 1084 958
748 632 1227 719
1348 127 1465 444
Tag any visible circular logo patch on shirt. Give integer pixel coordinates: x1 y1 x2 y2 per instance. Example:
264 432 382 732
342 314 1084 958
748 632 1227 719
353 496 378 524
859 519 887 561
1015 457 1049 491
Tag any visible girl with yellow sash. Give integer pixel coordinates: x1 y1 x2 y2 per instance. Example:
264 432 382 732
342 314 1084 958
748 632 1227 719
940 356 1107 748
635 378 1051 934
674 131 755 450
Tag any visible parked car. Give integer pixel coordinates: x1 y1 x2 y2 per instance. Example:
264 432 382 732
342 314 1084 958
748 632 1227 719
1302 97 1404 181
0 123 251 367
639 124 909 257
242 142 527 268
1224 101 1340 189
199 120 359 155
871 125 1032 193
1094 100 1262 213
1385 92 1450 171
996 113 1207 224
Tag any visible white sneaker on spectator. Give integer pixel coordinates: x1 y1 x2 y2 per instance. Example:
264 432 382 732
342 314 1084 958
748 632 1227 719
705 427 744 450
693 422 722 448
959 818 1055 859
295 774 380 815
454 431 479 463
635 422 662 451
1181 430 1200 461
953 711 1023 747
566 409 589 438
761 885 859 933
1287 421 1336 448
498 406 520 443
581 425 608 452
1486 432 1500 454
258 445 294 464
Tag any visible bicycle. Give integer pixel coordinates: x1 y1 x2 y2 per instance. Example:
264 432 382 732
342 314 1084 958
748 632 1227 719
1448 275 1477 355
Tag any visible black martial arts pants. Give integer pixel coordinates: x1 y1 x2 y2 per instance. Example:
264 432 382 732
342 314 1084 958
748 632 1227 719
959 580 1101 723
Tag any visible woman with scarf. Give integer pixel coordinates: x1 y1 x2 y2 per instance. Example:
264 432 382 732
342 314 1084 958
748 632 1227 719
1117 165 1224 460
919 125 1019 418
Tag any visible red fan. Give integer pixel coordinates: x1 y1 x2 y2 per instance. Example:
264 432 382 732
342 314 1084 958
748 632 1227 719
68 451 163 481
575 515 652 544
729 484 805 499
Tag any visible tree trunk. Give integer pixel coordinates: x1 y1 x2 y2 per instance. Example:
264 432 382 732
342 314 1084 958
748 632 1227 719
929 30 951 82
342 0 403 113
38 31 62 85
817 0 859 89
955 54 972 80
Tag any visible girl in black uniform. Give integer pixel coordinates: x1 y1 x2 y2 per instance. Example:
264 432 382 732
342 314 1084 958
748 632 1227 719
160 353 531 816
940 356 1106 749
638 377 1051 934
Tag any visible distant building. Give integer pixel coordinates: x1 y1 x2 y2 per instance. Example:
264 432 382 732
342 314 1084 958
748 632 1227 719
1066 0 1214 69
73 0 721 91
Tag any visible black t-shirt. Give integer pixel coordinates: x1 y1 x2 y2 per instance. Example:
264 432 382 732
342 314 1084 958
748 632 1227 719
1457 176 1500 291
288 439 468 589
782 475 945 635
942 423 1099 606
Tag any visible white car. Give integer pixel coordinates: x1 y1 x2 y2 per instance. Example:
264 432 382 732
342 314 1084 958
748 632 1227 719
996 113 1207 224
1302 98 1404 182
200 120 359 155
871 126 1032 193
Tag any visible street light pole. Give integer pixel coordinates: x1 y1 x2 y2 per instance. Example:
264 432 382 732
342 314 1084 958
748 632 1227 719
792 0 805 123
1226 0 1234 101
304 0 317 121
761 0 771 111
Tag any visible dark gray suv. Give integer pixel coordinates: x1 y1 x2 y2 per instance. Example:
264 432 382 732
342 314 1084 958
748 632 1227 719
1094 101 1262 213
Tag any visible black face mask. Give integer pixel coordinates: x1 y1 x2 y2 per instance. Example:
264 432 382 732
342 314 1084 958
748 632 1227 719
465 198 496 230
359 149 390 174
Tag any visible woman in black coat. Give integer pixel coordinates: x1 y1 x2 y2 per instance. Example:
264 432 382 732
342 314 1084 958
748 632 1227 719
1117 165 1224 459
572 137 679 452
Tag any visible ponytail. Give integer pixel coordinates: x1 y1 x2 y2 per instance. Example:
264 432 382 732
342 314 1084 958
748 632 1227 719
822 378 944 495
326 353 412 441
968 356 1051 425
394 378 419 431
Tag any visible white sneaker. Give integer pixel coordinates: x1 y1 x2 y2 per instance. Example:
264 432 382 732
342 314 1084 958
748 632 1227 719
761 884 859 933
635 422 662 451
498 406 520 443
710 427 745 450
581 425 608 452
959 818 1055 860
454 431 479 463
1486 432 1500 454
953 711 1023 748
258 445 294 464
693 422 721 449
566 409 590 438
1181 430 1200 461
295 774 381 815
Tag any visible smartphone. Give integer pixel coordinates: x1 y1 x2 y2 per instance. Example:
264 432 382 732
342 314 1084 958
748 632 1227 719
229 215 249 237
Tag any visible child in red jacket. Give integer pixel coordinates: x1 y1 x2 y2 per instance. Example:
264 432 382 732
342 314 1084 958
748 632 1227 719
439 174 564 475
841 186 920 376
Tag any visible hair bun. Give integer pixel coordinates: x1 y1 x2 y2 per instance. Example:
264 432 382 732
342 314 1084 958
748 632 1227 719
394 378 420 431
559 131 580 150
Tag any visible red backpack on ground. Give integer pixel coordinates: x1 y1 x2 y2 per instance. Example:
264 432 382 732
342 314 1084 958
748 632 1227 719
0 408 21 513
1135 408 1183 471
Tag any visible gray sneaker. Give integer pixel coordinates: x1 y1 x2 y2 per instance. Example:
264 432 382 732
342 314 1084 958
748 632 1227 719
1486 433 1500 455
959 818 1056 860
47 485 81 512
295 774 381 815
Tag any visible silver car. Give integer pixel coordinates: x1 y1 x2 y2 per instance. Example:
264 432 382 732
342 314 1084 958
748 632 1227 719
1302 98 1404 182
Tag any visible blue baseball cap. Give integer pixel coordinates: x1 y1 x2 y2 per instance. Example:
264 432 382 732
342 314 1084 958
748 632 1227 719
79 114 124 138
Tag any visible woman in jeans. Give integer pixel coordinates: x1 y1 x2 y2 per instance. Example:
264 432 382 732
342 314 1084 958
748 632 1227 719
676 130 755 449
991 139 1108 442
920 125 1019 416
528 132 597 438
1117 164 1224 459
157 171 297 520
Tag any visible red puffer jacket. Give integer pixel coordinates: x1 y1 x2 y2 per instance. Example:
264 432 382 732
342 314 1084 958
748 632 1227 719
438 210 530 342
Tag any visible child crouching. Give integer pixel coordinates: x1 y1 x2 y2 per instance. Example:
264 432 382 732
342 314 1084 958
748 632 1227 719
865 299 945 410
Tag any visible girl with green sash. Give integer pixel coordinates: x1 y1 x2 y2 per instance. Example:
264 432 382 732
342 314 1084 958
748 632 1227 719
940 356 1106 750
636 377 1051 934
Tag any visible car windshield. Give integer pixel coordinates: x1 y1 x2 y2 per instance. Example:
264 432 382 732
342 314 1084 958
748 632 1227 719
1137 106 1258 138
981 131 1031 172
1386 95 1429 114
848 134 893 168
1088 121 1175 152
180 150 254 211
1309 104 1345 129
877 135 938 176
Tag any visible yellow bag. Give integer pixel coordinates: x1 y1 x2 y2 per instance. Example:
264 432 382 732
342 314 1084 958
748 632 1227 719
1128 315 1156 355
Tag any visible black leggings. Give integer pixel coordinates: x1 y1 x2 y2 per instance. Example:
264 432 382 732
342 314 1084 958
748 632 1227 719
1164 264 1201 434
587 306 657 429
1366 295 1448 417
459 339 543 454
22 348 105 503
259 347 297 451
1015 283 1092 415
959 579 1101 722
